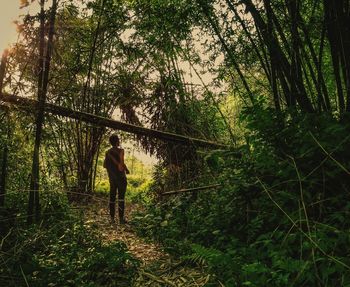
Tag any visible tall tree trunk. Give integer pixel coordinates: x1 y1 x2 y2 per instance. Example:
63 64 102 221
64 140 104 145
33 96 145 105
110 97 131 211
73 0 106 195
28 0 57 223
241 0 314 111
299 17 330 111
226 0 271 82
338 1 350 112
323 0 350 113
288 0 311 110
0 49 9 207
0 140 8 207
264 0 281 110
196 0 255 104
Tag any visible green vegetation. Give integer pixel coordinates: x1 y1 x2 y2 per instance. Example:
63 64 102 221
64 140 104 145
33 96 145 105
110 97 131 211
0 192 139 286
1 0 350 286
95 154 154 203
134 106 350 286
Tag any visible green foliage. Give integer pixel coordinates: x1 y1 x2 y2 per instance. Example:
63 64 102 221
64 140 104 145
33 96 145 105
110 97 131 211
0 111 33 193
126 178 154 204
4 0 350 286
95 179 110 195
95 175 153 204
130 0 198 49
0 193 139 287
133 105 350 286
30 226 138 287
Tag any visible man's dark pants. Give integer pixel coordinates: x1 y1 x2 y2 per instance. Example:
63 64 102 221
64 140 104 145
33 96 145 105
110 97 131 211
108 171 127 221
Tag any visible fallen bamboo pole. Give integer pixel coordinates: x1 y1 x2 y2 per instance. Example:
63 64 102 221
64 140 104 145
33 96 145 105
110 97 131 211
161 183 221 196
0 93 228 149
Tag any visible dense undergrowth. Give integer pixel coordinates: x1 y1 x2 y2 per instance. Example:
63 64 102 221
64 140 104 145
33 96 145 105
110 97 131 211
96 174 153 204
0 191 139 287
133 105 350 286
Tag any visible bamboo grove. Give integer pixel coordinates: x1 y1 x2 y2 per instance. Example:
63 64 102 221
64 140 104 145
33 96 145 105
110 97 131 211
1 0 350 285
0 0 349 219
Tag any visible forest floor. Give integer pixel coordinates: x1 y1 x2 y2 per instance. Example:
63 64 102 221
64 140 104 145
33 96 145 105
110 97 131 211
84 198 214 287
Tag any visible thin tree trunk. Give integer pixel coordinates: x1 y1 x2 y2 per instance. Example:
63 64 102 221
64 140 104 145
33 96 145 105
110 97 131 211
299 17 330 110
0 141 8 207
28 0 57 224
324 0 345 113
226 0 271 81
288 0 313 112
0 49 9 207
196 0 255 104
317 20 330 110
264 0 281 110
74 0 106 194
338 1 350 112
241 0 296 107
241 0 314 111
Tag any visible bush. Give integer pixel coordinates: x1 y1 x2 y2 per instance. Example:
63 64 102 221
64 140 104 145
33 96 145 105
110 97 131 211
96 176 153 204
133 105 350 286
0 192 139 287
126 179 154 204
95 179 110 195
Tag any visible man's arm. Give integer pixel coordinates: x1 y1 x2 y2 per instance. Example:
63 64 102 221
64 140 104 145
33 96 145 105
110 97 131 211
120 149 125 163
120 149 130 174
105 149 129 172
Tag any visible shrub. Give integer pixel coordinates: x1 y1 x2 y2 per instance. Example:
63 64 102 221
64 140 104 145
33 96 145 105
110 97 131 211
0 192 139 287
133 105 350 286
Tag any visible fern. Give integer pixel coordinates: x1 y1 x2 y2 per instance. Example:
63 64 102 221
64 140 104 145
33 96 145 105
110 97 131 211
183 244 224 266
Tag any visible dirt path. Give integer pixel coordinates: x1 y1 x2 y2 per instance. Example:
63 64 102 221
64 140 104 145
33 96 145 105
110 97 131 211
85 199 166 264
84 198 214 286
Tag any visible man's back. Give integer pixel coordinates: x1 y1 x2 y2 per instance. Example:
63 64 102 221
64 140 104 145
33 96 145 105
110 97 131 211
104 147 123 175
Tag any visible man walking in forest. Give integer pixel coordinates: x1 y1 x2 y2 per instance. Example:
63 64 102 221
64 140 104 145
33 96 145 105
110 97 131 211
103 134 129 224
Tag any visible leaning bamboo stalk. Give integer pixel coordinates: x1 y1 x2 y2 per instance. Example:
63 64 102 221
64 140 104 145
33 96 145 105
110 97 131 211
161 184 221 196
0 93 229 150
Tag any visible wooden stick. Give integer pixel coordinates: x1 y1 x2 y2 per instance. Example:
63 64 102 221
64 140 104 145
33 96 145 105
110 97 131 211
0 93 229 149
0 50 8 92
162 184 221 196
140 271 177 287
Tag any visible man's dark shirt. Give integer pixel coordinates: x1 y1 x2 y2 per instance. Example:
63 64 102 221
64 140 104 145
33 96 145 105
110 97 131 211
104 147 124 176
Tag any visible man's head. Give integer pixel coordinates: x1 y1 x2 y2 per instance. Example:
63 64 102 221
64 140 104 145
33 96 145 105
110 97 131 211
109 134 120 147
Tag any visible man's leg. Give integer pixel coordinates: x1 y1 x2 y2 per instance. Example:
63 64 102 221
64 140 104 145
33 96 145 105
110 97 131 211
117 176 127 224
109 175 117 222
